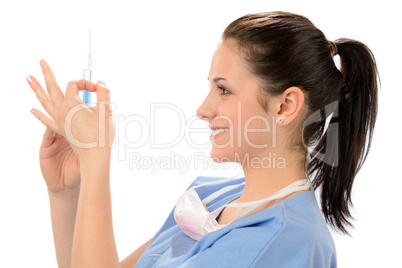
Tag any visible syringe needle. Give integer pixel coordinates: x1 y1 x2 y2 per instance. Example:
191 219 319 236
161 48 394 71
89 28 91 57
83 28 92 106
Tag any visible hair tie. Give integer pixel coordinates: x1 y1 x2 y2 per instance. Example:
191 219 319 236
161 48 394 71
328 40 338 55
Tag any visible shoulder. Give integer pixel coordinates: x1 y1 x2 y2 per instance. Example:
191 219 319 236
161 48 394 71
181 192 336 268
250 191 337 267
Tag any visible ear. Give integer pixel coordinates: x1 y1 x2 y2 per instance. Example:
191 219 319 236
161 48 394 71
274 87 305 126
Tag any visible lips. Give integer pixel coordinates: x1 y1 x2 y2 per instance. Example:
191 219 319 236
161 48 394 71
211 128 229 136
210 127 229 141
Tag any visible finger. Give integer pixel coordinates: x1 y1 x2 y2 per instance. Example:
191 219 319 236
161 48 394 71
27 76 55 116
65 79 97 99
40 60 64 104
96 81 110 105
41 127 56 148
31 108 60 135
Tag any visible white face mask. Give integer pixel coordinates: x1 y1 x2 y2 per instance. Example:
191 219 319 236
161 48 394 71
174 174 312 241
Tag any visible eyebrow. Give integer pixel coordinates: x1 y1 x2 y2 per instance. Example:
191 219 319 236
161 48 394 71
207 77 228 83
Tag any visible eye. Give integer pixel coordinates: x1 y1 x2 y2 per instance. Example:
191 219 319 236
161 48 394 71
218 85 230 95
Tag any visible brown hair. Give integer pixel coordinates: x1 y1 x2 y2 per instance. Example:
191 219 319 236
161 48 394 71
223 11 379 234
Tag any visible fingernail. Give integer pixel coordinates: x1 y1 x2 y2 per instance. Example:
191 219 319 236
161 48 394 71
99 80 106 86
30 109 35 115
40 60 44 67
26 76 33 84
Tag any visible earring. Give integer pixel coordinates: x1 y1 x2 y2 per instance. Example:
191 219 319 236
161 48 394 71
277 117 285 124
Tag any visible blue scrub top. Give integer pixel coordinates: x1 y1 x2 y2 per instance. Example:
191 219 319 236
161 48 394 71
134 176 337 268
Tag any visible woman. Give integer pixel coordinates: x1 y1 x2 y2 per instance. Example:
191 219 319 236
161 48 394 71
27 11 378 267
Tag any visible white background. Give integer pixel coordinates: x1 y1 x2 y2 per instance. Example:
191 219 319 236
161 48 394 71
0 0 400 267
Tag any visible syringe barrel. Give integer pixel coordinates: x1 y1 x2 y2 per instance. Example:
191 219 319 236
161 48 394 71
83 69 92 106
83 68 92 81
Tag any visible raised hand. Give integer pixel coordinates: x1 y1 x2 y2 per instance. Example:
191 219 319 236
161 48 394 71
27 60 115 165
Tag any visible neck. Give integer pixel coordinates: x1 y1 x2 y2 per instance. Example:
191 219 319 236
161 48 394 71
236 150 307 203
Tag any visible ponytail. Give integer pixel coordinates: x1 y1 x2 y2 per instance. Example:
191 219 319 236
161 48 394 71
313 38 379 234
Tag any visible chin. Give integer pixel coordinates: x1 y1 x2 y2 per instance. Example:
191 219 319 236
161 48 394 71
210 148 236 163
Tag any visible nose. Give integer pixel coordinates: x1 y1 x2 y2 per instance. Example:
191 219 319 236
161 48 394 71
196 93 216 125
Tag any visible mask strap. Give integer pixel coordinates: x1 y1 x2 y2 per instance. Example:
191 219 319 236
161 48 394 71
202 182 245 205
231 179 311 222
210 179 310 218
225 179 310 209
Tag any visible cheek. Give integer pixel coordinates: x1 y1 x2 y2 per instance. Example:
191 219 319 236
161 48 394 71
218 102 238 129
217 100 271 147
241 111 273 147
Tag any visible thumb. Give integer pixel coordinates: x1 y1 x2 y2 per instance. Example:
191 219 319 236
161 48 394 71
41 127 56 148
96 81 110 105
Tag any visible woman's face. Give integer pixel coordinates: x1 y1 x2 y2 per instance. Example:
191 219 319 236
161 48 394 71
197 40 277 165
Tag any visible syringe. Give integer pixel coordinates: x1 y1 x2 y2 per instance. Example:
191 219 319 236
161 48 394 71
83 29 92 106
